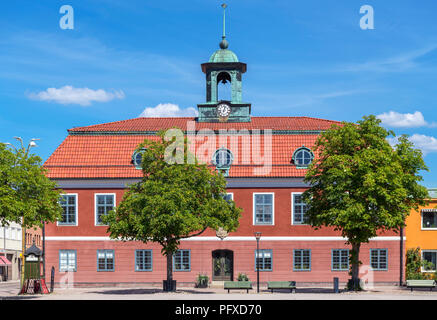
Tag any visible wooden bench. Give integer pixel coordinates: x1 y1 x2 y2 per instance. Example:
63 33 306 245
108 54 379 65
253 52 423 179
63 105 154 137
224 281 253 293
267 281 296 293
406 280 436 292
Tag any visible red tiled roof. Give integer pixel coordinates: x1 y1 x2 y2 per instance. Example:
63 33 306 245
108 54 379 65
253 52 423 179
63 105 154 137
68 116 340 132
45 117 342 179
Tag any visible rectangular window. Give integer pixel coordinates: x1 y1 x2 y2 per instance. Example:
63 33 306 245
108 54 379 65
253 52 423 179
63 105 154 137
422 210 437 229
135 250 153 271
370 249 388 270
294 249 311 271
173 250 190 271
255 249 273 271
422 251 437 272
97 250 114 271
59 194 77 225
292 193 309 225
5 227 10 239
95 194 115 225
59 250 77 272
332 249 349 271
254 193 274 225
223 193 233 202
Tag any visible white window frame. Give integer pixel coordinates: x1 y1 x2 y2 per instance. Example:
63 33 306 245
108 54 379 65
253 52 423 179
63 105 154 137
224 192 234 201
421 250 437 272
57 193 79 226
94 193 116 226
421 209 437 230
291 192 309 225
253 192 275 226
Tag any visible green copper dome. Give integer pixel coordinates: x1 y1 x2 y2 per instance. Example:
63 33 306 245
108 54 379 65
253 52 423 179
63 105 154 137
209 48 239 63
209 4 238 63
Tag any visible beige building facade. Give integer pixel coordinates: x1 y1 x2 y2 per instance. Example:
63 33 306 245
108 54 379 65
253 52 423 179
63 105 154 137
0 222 42 281
0 222 22 281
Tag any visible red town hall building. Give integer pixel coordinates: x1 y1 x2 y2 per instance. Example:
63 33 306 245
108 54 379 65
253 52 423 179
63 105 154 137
43 33 402 287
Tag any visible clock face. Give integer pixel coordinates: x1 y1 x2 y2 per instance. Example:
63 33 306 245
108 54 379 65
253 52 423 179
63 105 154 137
216 103 231 117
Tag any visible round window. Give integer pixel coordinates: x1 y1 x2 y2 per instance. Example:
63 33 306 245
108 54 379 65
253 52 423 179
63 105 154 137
132 149 146 169
213 148 233 168
293 148 313 166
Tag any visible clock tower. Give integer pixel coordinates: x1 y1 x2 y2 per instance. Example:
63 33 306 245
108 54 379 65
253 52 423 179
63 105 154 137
197 4 251 123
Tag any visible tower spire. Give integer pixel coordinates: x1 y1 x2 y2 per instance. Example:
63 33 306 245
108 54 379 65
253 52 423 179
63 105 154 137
220 3 229 49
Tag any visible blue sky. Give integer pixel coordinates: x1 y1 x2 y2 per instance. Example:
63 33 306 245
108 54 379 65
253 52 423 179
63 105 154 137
1 0 437 187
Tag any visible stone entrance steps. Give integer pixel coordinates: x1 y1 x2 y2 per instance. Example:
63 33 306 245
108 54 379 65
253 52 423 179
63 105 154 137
210 281 225 288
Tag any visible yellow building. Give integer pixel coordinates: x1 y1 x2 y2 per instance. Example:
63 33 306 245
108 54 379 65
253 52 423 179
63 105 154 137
405 189 437 272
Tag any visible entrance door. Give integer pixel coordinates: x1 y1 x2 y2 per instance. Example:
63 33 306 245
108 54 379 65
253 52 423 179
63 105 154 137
212 250 233 281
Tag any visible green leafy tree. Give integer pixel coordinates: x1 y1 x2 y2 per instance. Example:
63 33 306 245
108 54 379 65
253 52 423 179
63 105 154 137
103 130 242 290
0 141 63 228
302 115 428 290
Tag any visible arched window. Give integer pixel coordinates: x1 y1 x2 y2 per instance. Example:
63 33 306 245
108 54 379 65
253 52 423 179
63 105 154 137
217 71 231 102
292 147 314 167
213 148 233 168
132 148 147 169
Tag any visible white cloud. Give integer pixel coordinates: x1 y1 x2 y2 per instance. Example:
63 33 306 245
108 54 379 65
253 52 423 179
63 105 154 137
139 103 198 117
341 45 437 73
29 85 125 106
409 134 437 155
376 111 435 128
388 134 437 155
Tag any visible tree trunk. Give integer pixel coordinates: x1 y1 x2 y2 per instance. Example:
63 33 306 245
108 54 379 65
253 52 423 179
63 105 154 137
164 252 175 291
167 252 173 284
350 242 361 290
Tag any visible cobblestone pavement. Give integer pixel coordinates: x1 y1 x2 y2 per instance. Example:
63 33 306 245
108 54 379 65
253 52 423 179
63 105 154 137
0 281 437 300
1 281 437 300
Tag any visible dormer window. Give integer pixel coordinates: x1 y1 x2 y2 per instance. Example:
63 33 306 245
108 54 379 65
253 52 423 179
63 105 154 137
132 148 146 169
213 148 233 168
212 148 233 176
292 147 314 168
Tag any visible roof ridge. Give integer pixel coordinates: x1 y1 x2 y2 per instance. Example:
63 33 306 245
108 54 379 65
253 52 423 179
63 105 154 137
68 117 198 132
69 116 341 132
297 116 341 123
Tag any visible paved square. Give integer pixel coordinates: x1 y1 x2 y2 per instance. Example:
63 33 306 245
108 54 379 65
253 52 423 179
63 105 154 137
2 281 437 300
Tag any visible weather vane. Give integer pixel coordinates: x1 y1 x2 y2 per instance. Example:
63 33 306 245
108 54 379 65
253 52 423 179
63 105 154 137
221 3 227 40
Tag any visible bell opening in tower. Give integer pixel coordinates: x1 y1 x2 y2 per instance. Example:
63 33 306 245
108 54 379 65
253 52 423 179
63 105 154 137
217 71 232 102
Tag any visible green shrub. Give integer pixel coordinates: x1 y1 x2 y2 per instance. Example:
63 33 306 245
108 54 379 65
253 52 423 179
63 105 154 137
195 274 209 288
406 247 435 280
237 273 249 281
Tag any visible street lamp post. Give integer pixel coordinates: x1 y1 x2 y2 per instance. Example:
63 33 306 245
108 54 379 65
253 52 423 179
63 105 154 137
254 232 261 293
